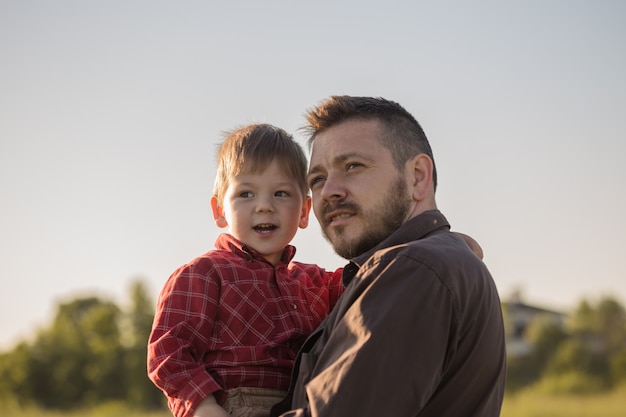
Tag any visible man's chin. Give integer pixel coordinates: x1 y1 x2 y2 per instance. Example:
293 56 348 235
323 227 358 259
329 238 357 260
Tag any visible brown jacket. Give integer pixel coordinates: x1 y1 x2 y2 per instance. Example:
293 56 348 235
272 210 506 417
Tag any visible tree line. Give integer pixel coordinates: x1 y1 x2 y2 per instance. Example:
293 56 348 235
1 281 625 411
505 295 626 393
0 280 163 410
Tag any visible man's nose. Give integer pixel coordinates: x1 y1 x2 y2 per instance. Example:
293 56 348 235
319 174 346 202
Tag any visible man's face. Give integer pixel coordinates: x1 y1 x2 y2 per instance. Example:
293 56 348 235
307 118 413 259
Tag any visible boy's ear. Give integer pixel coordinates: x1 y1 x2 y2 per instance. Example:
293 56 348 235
210 196 229 228
299 196 312 229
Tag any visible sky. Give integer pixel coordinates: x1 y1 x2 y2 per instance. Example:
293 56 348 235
1 1 625 349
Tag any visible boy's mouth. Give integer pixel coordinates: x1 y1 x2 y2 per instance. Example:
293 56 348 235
254 223 277 234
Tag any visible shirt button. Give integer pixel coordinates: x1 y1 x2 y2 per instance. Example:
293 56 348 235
291 303 297 310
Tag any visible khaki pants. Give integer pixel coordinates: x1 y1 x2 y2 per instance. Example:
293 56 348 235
222 387 287 417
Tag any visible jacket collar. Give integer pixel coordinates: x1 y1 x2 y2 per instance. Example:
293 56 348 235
342 209 450 286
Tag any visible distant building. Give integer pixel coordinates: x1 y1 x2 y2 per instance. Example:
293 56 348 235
502 292 567 357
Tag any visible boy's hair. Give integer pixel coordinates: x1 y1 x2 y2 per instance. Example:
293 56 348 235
303 95 437 190
213 123 309 204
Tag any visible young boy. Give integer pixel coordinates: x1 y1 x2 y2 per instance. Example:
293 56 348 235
147 124 344 417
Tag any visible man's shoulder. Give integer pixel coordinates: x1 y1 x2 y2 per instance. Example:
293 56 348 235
383 229 470 258
369 230 486 281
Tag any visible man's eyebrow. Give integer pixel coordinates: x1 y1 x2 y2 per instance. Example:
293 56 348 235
307 164 323 177
308 152 373 177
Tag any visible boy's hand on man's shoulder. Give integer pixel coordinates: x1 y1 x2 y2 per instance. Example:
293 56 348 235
453 232 484 260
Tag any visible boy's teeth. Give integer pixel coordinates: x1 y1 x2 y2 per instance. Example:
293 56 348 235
255 224 276 231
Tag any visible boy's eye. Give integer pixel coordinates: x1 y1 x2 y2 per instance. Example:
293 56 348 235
239 191 254 198
275 191 290 197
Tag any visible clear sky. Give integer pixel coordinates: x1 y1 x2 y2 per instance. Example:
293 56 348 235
1 1 625 349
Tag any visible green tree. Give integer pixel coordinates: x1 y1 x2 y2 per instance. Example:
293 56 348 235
27 296 125 408
0 342 36 407
504 312 569 392
541 338 610 392
595 298 626 357
122 280 164 409
610 349 626 384
537 296 626 393
0 281 169 410
525 315 569 378
569 297 626 354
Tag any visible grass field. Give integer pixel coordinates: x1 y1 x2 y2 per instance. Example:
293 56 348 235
500 384 626 417
2 385 625 416
0 401 171 417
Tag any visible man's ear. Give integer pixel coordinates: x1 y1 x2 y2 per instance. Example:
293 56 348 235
210 196 229 228
299 196 312 229
409 154 434 201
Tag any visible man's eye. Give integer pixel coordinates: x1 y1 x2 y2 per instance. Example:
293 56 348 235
309 176 325 189
346 162 363 171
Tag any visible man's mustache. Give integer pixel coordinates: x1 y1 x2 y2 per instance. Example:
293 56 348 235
320 201 359 224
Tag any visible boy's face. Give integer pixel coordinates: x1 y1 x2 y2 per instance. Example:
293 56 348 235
211 159 311 265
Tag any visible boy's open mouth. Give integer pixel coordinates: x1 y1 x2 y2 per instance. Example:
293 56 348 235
254 224 277 233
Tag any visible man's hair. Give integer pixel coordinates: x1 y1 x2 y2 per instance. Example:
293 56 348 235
213 123 308 204
303 96 437 190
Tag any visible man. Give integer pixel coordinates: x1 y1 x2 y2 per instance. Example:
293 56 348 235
271 96 506 417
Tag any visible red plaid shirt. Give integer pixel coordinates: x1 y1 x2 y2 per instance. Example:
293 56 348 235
148 233 344 417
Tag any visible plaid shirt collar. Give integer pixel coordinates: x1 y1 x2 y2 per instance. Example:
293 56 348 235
214 233 297 265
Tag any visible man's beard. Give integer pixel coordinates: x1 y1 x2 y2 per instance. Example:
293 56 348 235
321 176 411 259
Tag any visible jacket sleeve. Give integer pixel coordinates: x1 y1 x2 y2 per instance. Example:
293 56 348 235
147 263 223 417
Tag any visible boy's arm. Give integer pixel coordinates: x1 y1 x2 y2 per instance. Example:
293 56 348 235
326 267 345 311
148 264 223 417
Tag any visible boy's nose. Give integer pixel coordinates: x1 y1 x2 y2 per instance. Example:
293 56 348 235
255 196 275 213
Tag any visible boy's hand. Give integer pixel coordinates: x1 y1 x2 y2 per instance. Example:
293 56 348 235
454 232 484 260
193 395 230 417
